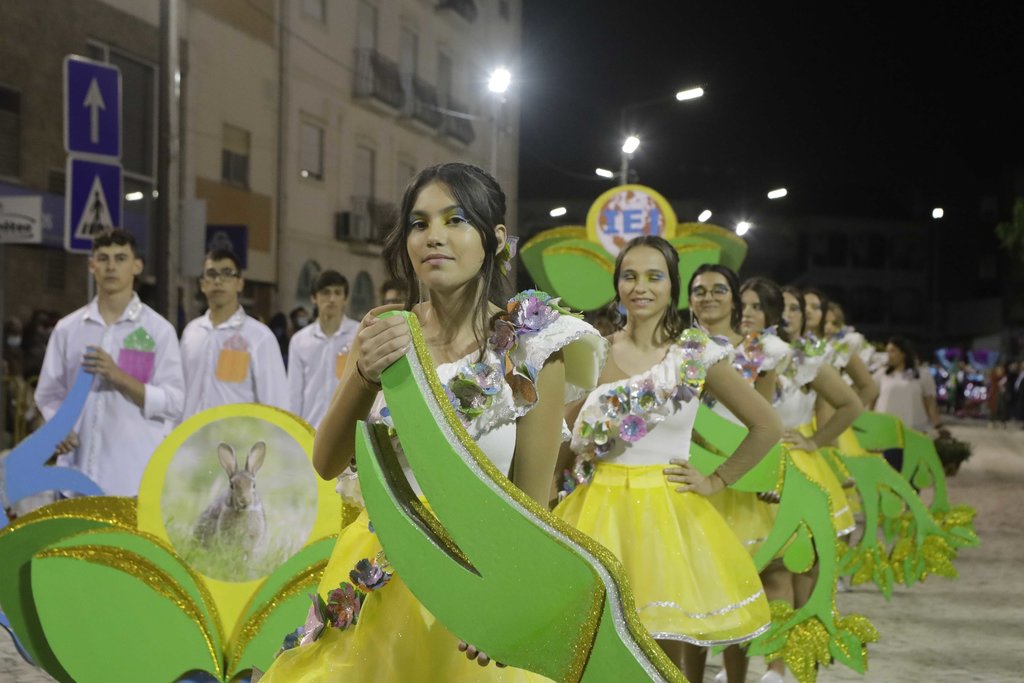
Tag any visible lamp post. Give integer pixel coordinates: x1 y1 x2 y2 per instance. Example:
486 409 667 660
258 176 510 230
618 85 703 184
487 67 511 176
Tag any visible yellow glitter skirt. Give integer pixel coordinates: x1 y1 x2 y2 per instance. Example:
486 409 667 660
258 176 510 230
553 463 771 646
788 434 856 537
261 507 551 682
708 487 777 557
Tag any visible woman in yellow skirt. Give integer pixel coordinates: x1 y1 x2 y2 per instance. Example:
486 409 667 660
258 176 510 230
260 163 607 682
556 239 783 683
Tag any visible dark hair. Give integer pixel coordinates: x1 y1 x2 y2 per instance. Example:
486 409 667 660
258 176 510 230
605 235 686 341
92 228 140 258
382 162 509 352
313 269 349 296
380 279 408 298
204 247 242 273
740 277 784 330
687 263 741 331
780 286 805 342
801 287 830 338
886 335 920 377
826 301 846 328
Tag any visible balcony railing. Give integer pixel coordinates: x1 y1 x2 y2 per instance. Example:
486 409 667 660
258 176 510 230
440 96 475 146
400 74 443 129
354 49 404 110
351 195 397 243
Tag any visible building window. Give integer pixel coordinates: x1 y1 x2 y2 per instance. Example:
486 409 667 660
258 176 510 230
357 1 377 50
437 51 453 105
498 0 510 20
299 121 324 180
400 26 418 76
354 144 376 199
222 124 251 187
302 0 325 22
0 86 20 177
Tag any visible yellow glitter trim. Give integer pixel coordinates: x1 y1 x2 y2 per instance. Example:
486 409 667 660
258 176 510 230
226 560 328 675
0 496 136 541
404 314 681 682
676 222 748 246
36 544 223 678
521 226 587 252
544 246 615 273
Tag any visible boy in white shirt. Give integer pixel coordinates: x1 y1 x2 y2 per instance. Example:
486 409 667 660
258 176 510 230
287 270 359 427
179 248 289 418
34 229 184 496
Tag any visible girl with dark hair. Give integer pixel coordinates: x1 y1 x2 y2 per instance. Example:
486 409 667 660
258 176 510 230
873 335 942 434
688 271 791 683
557 240 781 683
801 287 830 339
262 163 607 682
819 300 879 410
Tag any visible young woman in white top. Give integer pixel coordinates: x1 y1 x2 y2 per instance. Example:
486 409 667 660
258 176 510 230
556 239 782 683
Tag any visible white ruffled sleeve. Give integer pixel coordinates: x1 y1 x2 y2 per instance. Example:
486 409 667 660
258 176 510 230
760 333 792 373
511 313 608 405
701 334 735 369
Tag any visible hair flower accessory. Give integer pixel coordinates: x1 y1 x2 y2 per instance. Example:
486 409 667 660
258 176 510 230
349 554 393 592
497 235 519 276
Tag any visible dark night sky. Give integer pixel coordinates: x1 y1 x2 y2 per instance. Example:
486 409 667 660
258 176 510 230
516 1 1024 221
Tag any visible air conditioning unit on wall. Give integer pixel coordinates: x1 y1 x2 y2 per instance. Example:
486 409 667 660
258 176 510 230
335 211 370 241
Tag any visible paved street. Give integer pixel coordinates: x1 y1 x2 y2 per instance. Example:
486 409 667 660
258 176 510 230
2 422 1022 682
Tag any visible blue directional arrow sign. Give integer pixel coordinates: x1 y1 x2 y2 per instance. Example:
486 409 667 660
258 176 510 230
64 56 121 158
65 156 122 253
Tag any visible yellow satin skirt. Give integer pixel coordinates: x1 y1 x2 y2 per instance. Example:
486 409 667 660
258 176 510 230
553 463 771 646
261 508 551 682
708 487 777 557
788 433 857 537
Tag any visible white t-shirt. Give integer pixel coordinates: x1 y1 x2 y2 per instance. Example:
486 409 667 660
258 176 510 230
287 316 359 427
179 307 289 418
34 294 184 495
873 366 935 432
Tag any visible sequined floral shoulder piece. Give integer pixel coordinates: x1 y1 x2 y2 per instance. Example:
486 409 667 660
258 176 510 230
567 329 719 487
783 334 832 387
733 327 791 383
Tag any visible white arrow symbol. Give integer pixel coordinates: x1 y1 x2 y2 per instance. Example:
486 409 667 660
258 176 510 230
83 78 106 145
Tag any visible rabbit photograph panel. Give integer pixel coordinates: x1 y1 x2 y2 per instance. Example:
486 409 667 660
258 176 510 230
160 416 318 582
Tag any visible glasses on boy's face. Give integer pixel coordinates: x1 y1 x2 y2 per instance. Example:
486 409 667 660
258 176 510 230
202 268 240 282
691 285 731 300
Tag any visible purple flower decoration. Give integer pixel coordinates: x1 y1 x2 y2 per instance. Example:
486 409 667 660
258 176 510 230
618 415 648 443
327 583 364 629
349 557 393 592
672 383 697 403
510 296 560 333
632 378 659 411
489 318 518 356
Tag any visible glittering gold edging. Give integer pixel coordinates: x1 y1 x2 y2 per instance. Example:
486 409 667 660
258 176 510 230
521 226 587 252
676 222 749 247
226 559 327 676
404 314 681 683
0 496 137 541
544 246 615 273
36 544 223 678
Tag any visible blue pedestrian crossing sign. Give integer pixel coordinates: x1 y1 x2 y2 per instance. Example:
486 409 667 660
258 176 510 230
64 56 121 158
65 157 122 254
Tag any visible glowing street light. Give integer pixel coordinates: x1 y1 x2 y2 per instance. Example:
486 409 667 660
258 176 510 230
736 221 752 236
125 191 144 201
595 168 615 179
767 187 788 200
487 67 512 94
698 209 712 223
621 135 640 155
675 86 704 101
549 206 567 218
932 207 944 219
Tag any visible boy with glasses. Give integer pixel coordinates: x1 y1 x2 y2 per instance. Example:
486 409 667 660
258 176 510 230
179 248 288 418
34 229 184 496
287 270 358 428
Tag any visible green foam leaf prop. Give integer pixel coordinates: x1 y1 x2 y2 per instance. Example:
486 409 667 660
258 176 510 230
0 497 136 681
355 312 683 682
542 239 617 311
520 226 587 294
676 223 748 272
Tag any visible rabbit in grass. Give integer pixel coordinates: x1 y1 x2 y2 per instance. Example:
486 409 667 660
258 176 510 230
194 441 267 556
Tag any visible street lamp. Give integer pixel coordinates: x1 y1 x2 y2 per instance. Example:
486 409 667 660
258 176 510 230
736 221 752 236
932 207 944 219
620 85 703 183
549 206 567 218
697 209 712 222
487 67 512 175
595 168 615 179
767 187 788 199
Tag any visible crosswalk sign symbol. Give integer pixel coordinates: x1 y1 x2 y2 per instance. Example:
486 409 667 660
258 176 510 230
65 156 122 253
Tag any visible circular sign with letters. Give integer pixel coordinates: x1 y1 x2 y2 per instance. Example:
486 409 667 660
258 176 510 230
586 184 677 255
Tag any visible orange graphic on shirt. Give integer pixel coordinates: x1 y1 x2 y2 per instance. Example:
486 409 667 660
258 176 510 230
215 349 250 383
